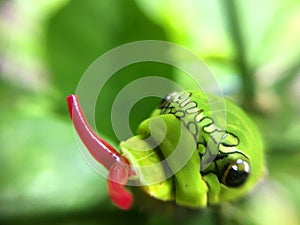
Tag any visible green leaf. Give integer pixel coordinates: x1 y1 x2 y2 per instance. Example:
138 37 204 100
46 0 173 143
0 96 107 218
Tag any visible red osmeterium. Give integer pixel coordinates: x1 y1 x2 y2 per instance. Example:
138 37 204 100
66 94 133 209
107 163 133 210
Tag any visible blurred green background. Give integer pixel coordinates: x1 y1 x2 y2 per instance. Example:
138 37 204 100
0 0 300 224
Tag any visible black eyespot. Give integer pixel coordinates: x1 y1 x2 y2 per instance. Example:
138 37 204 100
221 159 250 187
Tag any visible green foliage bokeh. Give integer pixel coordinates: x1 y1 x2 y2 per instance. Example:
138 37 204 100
0 0 299 224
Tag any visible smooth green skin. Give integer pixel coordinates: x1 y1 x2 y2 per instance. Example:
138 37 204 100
120 91 264 208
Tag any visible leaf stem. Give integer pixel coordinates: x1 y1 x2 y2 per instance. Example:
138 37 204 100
220 0 255 108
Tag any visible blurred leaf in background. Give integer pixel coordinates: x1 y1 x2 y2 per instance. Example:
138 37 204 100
46 0 175 144
0 0 300 225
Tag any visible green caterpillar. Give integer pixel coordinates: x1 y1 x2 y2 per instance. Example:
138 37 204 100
67 90 265 209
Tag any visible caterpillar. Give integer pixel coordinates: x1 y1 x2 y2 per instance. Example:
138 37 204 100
67 90 264 209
